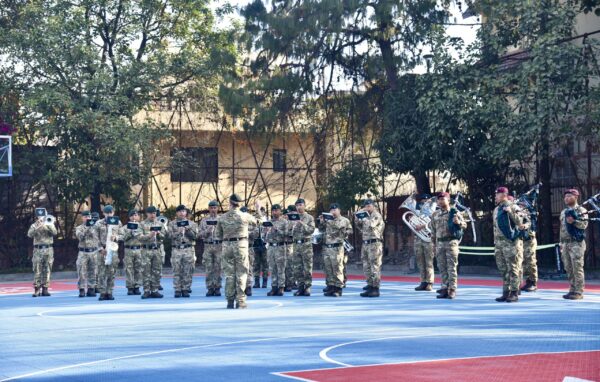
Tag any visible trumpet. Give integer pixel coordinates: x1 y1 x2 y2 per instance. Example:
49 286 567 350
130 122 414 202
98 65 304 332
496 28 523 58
400 193 437 243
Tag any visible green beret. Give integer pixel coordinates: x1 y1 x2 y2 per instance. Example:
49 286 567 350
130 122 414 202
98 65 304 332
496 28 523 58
146 206 157 213
208 200 219 207
272 204 281 210
287 205 297 212
362 199 374 207
176 204 187 212
240 206 249 213
81 210 91 217
91 212 100 219
103 205 114 213
295 198 305 205
329 203 340 210
230 194 243 203
128 209 138 217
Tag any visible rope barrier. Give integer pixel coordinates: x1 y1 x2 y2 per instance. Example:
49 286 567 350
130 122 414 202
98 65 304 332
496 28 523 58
458 243 558 256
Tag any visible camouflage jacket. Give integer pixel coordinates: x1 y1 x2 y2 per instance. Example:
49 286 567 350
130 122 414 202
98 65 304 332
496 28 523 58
289 212 315 240
264 216 289 244
559 204 588 242
75 223 100 248
430 207 467 242
354 210 384 241
319 215 352 245
27 221 57 245
199 214 220 243
215 208 257 241
493 201 523 242
167 218 198 246
95 217 123 246
139 218 167 245
119 221 144 246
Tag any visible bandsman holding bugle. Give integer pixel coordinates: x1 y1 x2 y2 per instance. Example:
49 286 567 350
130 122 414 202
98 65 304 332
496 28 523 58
139 206 165 299
318 203 352 298
265 204 289 297
354 199 385 298
95 205 122 301
120 209 144 296
200 200 223 297
28 207 58 297
560 189 588 300
167 205 198 298
75 210 99 298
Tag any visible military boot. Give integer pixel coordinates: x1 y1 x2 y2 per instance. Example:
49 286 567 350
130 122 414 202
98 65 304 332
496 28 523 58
133 287 141 295
414 282 428 291
254 276 261 289
294 284 305 296
236 300 248 309
276 287 285 296
206 288 214 297
302 286 311 296
330 286 342 297
362 285 370 290
505 291 518 303
41 287 51 296
447 289 456 299
86 288 96 297
127 288 134 295
495 290 509 302
226 300 234 309
141 291 152 299
181 290 190 298
213 288 221 297
367 287 380 297
360 286 372 297
323 285 332 293
262 277 268 288
436 289 449 299
436 287 447 294
267 287 277 296
32 287 41 297
565 292 583 300
245 286 252 297
98 293 107 301
150 291 163 298
523 281 537 292
105 293 115 300
284 286 292 292
78 288 85 298
174 290 182 298
563 291 574 299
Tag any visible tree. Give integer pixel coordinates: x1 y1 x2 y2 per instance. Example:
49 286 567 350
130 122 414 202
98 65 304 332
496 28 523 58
0 0 237 212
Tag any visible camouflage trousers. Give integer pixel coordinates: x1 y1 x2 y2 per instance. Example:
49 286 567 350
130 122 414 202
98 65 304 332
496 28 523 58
32 248 54 288
247 246 255 287
292 241 313 288
561 241 586 294
76 250 97 290
222 241 249 304
268 245 286 288
203 244 222 289
519 237 538 284
142 248 162 292
124 249 143 289
361 241 383 288
435 240 459 290
323 245 345 288
285 244 295 287
171 247 195 292
494 238 523 292
253 247 268 278
415 239 434 284
97 250 119 294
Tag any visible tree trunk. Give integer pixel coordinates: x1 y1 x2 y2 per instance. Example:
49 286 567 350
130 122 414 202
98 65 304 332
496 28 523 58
413 170 431 195
91 183 101 213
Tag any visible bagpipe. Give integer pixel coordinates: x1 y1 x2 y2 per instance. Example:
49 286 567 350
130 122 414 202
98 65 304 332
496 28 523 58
497 183 541 242
565 192 600 242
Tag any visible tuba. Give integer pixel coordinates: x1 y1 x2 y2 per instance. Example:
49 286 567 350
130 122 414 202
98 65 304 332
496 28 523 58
400 193 437 243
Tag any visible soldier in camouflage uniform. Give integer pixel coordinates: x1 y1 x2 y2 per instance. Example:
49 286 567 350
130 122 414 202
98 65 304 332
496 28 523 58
517 199 538 292
241 205 259 296
560 189 588 300
430 192 466 300
493 187 526 303
28 208 58 297
252 205 269 288
216 194 257 309
318 203 352 297
354 199 385 298
200 200 223 297
288 198 315 297
265 204 289 296
120 209 144 296
139 206 165 299
95 205 122 301
167 205 198 298
413 195 435 292
75 210 99 297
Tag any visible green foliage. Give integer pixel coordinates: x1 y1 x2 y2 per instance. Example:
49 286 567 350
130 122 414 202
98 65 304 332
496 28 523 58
324 161 380 212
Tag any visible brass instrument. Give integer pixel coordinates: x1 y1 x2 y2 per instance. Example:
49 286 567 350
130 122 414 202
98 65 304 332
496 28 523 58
400 193 437 243
454 192 477 243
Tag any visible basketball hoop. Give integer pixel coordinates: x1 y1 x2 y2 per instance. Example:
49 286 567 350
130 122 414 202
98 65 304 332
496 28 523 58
0 135 13 177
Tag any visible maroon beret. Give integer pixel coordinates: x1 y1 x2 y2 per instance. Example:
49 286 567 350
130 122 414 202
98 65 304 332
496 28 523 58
507 195 515 201
564 189 580 197
437 192 450 198
495 187 509 194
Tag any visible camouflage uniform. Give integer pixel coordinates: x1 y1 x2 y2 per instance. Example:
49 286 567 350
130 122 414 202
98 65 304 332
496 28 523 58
284 234 295 289
289 212 316 290
493 201 525 294
559 205 588 296
95 218 122 296
139 218 166 294
265 216 289 289
75 222 100 292
430 208 466 292
199 215 222 292
518 209 538 286
216 207 256 306
414 237 434 285
27 221 57 292
319 216 352 289
252 212 269 286
354 210 385 289
120 222 144 292
167 218 198 294
246 217 260 290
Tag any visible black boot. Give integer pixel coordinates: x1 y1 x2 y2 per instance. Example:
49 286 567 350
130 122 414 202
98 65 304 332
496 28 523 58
565 292 583 300
323 285 332 293
127 288 134 295
98 293 107 301
436 287 447 294
213 288 221 297
41 287 51 296
78 288 85 298
267 287 277 296
424 283 433 291
506 291 518 303
254 276 261 289
245 286 252 296
262 277 268 288
133 287 141 295
415 282 428 291
86 288 96 297
158 285 163 291
181 290 190 298
365 286 380 297
150 291 163 298
495 291 509 302
563 291 574 299
284 286 292 292
362 285 369 290
302 286 311 296
360 286 372 297
206 288 214 297
32 287 41 297
187 289 192 294
276 287 285 296
330 286 342 297
174 291 182 298
106 293 115 300
447 289 456 299
227 300 234 309
436 289 449 299
523 281 537 292
142 291 152 299
294 284 305 296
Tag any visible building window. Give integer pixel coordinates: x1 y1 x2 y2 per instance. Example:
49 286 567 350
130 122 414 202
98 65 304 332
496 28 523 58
171 147 218 183
273 149 286 172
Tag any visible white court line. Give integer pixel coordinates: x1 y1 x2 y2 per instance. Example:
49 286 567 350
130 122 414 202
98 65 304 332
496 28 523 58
0 326 401 382
273 349 600 377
